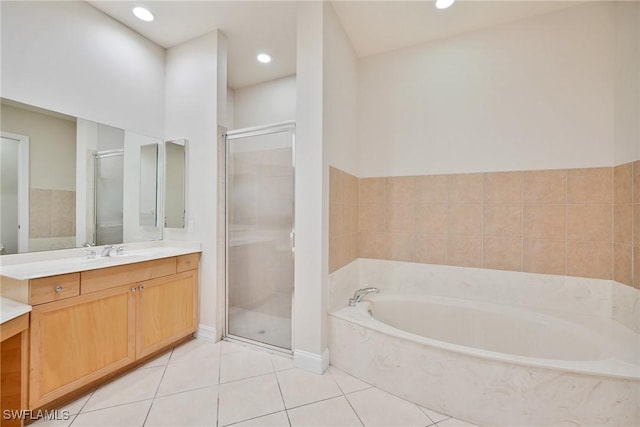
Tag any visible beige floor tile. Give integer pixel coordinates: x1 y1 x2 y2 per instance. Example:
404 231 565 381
217 374 285 426
270 353 294 371
346 388 431 427
139 350 172 369
72 400 151 427
328 366 371 394
29 418 73 427
220 340 251 355
145 386 218 426
156 356 220 397
229 411 290 427
437 418 480 427
420 407 450 424
82 366 164 412
276 368 342 409
288 396 363 427
220 348 274 383
59 392 92 415
169 339 220 364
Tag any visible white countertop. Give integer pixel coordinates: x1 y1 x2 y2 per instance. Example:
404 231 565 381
1 296 31 324
0 241 201 280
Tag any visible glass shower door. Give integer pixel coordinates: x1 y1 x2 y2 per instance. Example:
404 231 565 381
226 122 295 351
94 150 124 245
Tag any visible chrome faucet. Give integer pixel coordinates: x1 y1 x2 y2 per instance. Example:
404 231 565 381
349 287 379 306
101 245 115 257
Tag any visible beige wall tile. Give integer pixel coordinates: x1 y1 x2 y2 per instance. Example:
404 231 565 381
484 204 522 238
634 204 640 247
415 204 447 234
634 161 640 203
448 204 482 237
329 234 350 273
567 241 612 280
359 204 384 232
448 173 483 203
614 203 632 245
358 231 385 259
484 171 522 204
51 190 75 237
329 167 343 203
359 178 385 205
523 204 566 239
344 204 358 235
523 169 566 204
614 162 633 204
384 232 415 262
566 204 612 242
385 176 415 204
415 234 447 264
523 239 566 275
349 233 359 261
567 167 613 204
447 236 482 268
329 202 343 238
343 173 359 205
30 188 52 238
483 238 522 271
385 203 415 233
613 244 633 286
416 175 448 204
634 247 640 289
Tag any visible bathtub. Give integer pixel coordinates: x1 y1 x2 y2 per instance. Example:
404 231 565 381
329 293 640 426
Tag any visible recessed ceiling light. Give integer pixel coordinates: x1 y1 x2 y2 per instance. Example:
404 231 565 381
257 53 272 64
133 6 154 22
435 0 455 10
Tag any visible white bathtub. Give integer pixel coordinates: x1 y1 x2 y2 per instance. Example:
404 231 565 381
329 293 640 426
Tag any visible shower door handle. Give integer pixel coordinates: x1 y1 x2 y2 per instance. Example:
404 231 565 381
290 229 295 253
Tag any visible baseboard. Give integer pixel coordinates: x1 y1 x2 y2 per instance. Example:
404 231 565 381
293 348 330 374
195 324 217 343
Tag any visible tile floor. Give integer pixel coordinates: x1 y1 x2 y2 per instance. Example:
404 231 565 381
33 338 480 427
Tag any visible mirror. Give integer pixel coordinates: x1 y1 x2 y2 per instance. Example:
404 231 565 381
139 144 159 227
0 98 164 254
164 139 186 229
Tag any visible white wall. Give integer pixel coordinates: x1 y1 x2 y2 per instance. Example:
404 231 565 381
1 1 165 138
358 2 617 177
323 3 359 176
232 76 297 130
293 1 329 373
164 31 224 331
614 1 640 165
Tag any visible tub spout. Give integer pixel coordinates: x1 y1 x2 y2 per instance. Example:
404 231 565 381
349 287 379 306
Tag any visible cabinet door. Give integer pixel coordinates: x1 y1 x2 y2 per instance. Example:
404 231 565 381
29 285 135 409
136 271 198 359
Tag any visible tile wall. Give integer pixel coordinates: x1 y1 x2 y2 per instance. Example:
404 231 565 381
29 188 76 250
329 163 639 289
329 168 359 272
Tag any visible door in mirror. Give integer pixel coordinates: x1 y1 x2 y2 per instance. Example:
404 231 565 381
164 139 186 229
139 143 159 227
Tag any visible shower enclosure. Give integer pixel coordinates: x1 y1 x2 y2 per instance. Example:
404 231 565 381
225 122 295 351
93 149 124 245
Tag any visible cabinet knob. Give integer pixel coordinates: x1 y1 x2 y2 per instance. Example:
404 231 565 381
139 285 144 290
55 285 63 292
131 287 137 292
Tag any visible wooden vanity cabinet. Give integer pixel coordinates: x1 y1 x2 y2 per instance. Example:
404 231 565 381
27 254 199 409
29 285 136 408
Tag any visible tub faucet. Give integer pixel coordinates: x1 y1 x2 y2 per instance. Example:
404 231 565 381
349 287 379 306
101 245 115 257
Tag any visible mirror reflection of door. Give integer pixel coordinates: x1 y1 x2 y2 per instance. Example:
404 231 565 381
139 144 159 227
165 140 186 229
0 132 29 254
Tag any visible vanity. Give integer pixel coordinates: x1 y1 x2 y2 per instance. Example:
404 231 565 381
0 243 200 418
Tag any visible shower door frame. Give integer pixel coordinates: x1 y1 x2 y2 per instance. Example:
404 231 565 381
224 121 296 354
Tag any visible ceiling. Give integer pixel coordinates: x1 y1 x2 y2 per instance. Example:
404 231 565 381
88 0 582 89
